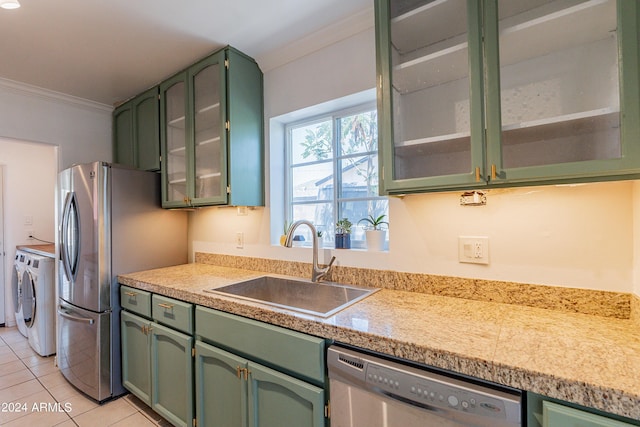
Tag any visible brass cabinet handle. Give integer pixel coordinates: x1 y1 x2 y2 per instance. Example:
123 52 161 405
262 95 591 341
158 303 174 309
491 164 497 180
236 366 242 379
475 167 481 182
124 291 137 297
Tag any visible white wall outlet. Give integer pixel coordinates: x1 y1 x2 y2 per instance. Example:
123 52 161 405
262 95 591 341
26 230 34 240
458 236 489 265
236 232 244 249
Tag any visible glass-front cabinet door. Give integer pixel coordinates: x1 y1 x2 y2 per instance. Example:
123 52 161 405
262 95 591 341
161 73 189 207
377 0 486 192
190 51 227 206
376 0 640 194
485 0 639 184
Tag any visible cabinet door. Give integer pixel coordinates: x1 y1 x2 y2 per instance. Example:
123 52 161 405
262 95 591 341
134 87 160 172
120 311 151 405
195 341 248 427
113 101 135 167
150 322 194 427
376 0 487 193
161 72 191 208
485 0 640 184
247 362 325 427
189 50 228 206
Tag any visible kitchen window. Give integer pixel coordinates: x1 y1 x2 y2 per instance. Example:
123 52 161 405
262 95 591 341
285 103 388 249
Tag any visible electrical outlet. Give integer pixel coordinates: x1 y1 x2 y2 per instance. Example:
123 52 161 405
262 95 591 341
236 232 244 249
458 236 489 265
27 230 34 240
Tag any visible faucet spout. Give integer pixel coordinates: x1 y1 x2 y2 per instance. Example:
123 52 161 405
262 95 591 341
284 220 336 282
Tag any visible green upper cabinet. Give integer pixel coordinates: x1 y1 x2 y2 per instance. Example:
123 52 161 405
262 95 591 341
113 86 161 172
160 46 264 208
376 0 640 194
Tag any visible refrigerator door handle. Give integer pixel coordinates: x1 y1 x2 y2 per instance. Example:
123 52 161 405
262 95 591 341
57 306 95 325
60 191 79 282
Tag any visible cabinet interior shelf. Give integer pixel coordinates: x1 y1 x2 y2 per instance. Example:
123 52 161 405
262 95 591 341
396 108 618 154
393 0 615 94
196 136 221 146
197 172 222 180
196 103 220 115
168 116 186 128
169 146 186 155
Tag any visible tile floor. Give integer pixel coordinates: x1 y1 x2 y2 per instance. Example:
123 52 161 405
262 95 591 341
0 327 171 427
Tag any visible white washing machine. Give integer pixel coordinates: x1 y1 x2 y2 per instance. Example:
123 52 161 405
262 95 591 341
11 250 31 337
24 254 56 356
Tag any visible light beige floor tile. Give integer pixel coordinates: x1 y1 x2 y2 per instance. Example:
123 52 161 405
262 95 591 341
0 330 27 344
29 359 60 377
13 345 39 359
0 367 35 390
7 337 32 350
37 370 69 390
0 344 14 355
122 394 165 424
72 398 137 427
22 354 53 368
54 419 78 427
58 389 99 417
0 379 45 403
0 360 27 377
108 411 158 427
47 381 81 401
0 351 20 365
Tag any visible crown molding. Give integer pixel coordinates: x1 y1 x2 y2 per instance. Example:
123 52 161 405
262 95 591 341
0 77 113 113
255 6 375 73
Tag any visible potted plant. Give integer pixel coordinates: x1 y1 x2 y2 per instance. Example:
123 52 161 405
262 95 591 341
316 230 324 248
358 214 388 251
335 218 352 249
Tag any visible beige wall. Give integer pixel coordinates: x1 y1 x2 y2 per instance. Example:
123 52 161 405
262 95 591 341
190 15 638 295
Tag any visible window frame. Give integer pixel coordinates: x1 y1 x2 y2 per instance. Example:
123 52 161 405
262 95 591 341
284 102 387 249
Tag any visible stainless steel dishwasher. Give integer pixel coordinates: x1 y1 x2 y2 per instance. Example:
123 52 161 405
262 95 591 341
327 345 522 427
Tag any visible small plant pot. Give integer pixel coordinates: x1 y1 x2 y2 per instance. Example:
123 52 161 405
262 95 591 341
335 233 351 249
365 229 386 251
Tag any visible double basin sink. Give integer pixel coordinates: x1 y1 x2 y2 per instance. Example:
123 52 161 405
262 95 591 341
206 275 379 318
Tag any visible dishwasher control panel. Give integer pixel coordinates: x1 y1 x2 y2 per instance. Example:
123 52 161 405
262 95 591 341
328 345 522 426
365 363 507 417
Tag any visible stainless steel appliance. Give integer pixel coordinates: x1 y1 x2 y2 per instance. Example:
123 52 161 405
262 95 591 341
57 162 187 402
328 345 522 427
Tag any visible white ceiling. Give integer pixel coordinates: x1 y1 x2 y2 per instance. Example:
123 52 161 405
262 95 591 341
0 0 372 106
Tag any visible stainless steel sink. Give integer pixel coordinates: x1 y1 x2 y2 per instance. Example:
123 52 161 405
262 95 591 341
205 276 379 318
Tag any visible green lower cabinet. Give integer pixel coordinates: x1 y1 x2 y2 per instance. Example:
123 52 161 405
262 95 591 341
151 322 194 427
195 341 248 427
528 393 640 427
120 311 151 405
248 361 325 427
195 340 325 427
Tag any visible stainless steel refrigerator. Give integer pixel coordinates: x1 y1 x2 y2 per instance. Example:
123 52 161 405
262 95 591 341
57 162 187 402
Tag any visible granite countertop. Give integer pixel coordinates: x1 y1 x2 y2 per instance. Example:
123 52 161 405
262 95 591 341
119 263 640 421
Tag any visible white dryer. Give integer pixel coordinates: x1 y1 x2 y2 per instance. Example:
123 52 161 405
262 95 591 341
24 254 56 356
11 250 30 337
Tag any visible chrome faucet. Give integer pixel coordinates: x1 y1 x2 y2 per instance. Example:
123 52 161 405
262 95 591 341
284 220 336 282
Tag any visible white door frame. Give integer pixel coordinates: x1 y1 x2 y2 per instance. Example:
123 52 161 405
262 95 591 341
0 165 5 326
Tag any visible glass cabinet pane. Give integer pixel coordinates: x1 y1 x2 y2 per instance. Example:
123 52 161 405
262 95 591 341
389 0 471 180
165 81 187 203
193 63 222 200
498 0 621 169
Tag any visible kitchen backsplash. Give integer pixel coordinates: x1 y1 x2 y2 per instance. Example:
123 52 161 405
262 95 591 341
195 252 632 320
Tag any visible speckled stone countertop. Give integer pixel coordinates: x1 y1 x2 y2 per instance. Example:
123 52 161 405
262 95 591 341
119 263 640 421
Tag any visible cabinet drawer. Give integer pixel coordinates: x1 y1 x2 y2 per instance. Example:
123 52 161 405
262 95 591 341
120 285 152 317
152 295 193 335
195 306 326 385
